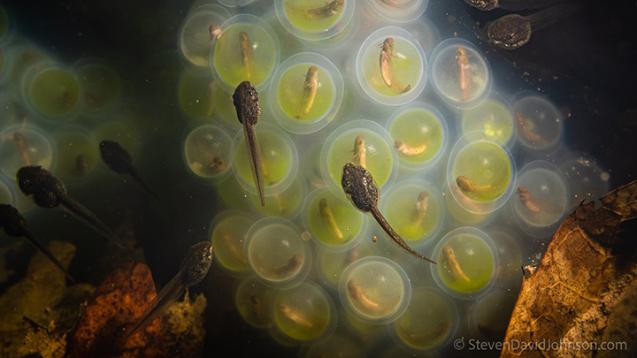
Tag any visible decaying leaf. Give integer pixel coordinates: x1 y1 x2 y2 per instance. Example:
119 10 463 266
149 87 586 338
68 261 206 358
501 181 637 358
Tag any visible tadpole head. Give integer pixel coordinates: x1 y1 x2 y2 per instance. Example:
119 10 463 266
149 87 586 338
0 204 28 237
232 81 261 126
99 140 133 174
341 163 379 213
486 14 532 50
180 241 214 287
17 166 66 208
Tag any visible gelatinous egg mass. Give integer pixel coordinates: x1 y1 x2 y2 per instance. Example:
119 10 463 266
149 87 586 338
273 282 332 341
26 66 81 119
514 163 568 228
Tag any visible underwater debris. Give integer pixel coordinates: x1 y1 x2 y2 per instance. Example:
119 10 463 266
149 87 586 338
502 180 637 357
68 261 207 358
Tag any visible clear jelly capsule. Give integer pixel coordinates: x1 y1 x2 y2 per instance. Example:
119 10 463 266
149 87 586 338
430 38 491 108
272 281 335 342
339 256 411 324
431 227 497 299
246 217 311 287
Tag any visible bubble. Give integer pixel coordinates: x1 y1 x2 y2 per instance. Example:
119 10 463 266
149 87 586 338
180 5 229 67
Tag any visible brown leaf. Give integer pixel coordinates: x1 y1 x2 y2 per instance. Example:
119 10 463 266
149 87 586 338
501 181 637 358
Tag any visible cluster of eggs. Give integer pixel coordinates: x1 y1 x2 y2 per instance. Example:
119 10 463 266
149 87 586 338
175 0 612 356
0 4 147 214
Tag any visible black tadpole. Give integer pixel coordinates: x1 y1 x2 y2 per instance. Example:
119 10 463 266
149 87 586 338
233 81 265 207
16 166 121 249
123 241 214 340
341 163 436 264
99 140 157 199
0 204 75 283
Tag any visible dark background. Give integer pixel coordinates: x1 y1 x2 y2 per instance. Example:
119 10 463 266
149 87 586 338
2 0 636 356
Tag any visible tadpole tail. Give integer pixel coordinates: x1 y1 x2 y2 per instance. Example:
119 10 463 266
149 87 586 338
129 168 158 201
370 206 436 264
124 274 185 340
59 195 124 250
24 231 76 284
243 120 265 207
528 2 582 31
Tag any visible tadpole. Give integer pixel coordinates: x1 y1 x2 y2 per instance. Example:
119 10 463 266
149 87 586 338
0 204 75 283
99 140 157 199
341 163 436 263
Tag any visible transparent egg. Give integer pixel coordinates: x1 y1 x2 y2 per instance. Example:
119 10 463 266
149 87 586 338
461 96 515 146
269 52 343 135
513 161 568 233
211 14 279 91
184 124 232 179
380 179 444 246
0 125 54 180
235 276 275 328
447 133 515 215
180 5 229 67
273 282 335 342
356 26 426 105
248 177 306 218
315 241 377 288
393 287 457 351
387 103 447 170
210 211 255 274
432 227 496 299
0 95 30 129
303 187 366 249
339 256 411 323
232 124 298 195
246 218 311 287
275 0 355 42
23 63 82 120
321 120 396 190
431 39 491 107
512 95 563 151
